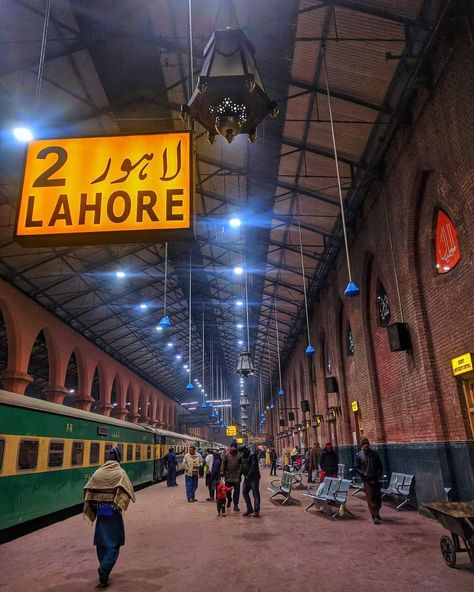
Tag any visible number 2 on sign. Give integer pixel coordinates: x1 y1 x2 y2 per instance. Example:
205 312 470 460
66 423 73 433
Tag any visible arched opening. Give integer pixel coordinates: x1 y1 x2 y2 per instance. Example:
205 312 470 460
110 377 119 418
63 351 79 407
0 308 7 388
25 330 49 400
138 394 145 423
125 386 132 421
90 367 101 413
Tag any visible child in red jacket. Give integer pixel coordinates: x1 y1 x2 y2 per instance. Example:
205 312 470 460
216 480 232 517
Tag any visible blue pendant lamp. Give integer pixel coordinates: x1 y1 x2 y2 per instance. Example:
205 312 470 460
324 50 360 298
274 299 285 397
159 243 172 328
185 251 194 391
296 197 315 356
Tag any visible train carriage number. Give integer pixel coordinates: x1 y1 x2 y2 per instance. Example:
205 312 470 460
65 423 73 433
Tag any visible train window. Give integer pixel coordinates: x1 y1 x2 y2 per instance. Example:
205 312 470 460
117 444 124 460
126 445 133 461
135 445 141 460
89 443 100 465
48 441 64 468
0 438 4 471
71 441 84 466
18 440 39 471
104 443 112 461
146 446 151 460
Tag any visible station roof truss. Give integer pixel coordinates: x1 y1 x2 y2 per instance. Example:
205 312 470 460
0 0 448 418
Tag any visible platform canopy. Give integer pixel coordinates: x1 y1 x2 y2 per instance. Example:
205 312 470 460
0 0 446 418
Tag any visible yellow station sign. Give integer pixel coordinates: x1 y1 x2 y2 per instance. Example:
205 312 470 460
451 353 473 376
351 400 359 412
236 437 244 444
226 425 237 437
15 131 192 245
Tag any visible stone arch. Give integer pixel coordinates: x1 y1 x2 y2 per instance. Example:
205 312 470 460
90 366 102 413
335 299 354 446
25 330 50 400
63 350 80 407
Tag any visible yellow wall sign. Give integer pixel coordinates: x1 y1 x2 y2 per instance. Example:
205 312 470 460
351 400 359 412
226 425 237 437
15 131 192 245
451 353 473 376
236 437 244 444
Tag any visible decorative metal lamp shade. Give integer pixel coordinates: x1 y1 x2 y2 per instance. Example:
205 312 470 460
181 29 278 144
241 409 248 420
240 394 249 407
236 351 255 376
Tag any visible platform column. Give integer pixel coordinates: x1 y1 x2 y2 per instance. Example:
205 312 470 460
42 384 68 405
0 370 33 395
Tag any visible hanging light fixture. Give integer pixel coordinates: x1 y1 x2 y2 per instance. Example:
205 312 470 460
240 393 249 407
185 251 194 391
296 197 316 356
180 1 277 144
236 351 255 376
158 243 171 328
241 409 248 420
274 298 285 395
323 49 360 298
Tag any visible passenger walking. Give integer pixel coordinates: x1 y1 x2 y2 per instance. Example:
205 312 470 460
265 447 271 468
205 448 215 501
307 442 321 483
354 438 384 525
241 446 261 517
221 439 243 511
269 447 278 476
164 447 178 487
210 451 222 497
83 446 135 588
216 479 232 517
319 442 338 481
183 445 202 502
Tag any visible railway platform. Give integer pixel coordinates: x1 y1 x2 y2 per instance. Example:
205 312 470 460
0 471 472 592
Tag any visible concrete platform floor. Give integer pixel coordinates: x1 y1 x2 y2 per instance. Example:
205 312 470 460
0 470 472 592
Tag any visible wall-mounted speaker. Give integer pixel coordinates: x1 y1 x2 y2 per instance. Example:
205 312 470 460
325 376 338 393
288 411 295 421
301 400 310 413
279 418 285 427
387 322 411 352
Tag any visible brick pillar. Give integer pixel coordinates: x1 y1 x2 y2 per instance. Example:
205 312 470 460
0 370 33 395
43 384 68 405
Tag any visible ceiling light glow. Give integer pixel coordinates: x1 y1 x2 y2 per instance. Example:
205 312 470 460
229 217 241 228
13 126 34 142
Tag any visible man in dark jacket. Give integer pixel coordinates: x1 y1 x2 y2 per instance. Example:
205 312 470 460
354 437 384 524
240 446 261 517
269 447 278 476
221 439 243 511
319 442 338 481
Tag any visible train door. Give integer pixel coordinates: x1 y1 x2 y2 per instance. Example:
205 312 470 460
153 434 165 481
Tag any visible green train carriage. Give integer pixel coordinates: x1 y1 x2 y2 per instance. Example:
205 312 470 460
0 390 220 534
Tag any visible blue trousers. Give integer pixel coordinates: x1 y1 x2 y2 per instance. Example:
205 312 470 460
185 475 198 501
96 544 120 576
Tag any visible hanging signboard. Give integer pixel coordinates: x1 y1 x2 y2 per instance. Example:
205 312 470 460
435 210 460 274
236 437 244 444
351 400 359 412
451 353 473 376
15 131 192 245
226 425 237 437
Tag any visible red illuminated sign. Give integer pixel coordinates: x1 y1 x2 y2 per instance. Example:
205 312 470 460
435 210 460 274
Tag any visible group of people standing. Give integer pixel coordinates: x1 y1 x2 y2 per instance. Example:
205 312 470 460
172 439 262 517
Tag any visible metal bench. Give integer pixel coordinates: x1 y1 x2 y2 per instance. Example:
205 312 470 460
288 462 307 489
381 472 415 510
304 477 354 519
268 471 296 505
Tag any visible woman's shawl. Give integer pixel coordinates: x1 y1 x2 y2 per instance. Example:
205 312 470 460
83 461 136 522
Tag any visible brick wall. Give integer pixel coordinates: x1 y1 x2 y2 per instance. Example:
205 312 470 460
281 23 474 450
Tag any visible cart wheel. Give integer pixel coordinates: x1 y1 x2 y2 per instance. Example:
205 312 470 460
440 536 456 568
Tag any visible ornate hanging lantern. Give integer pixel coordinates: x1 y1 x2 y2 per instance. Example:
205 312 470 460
240 393 249 407
236 351 255 376
241 409 248 420
181 29 278 144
